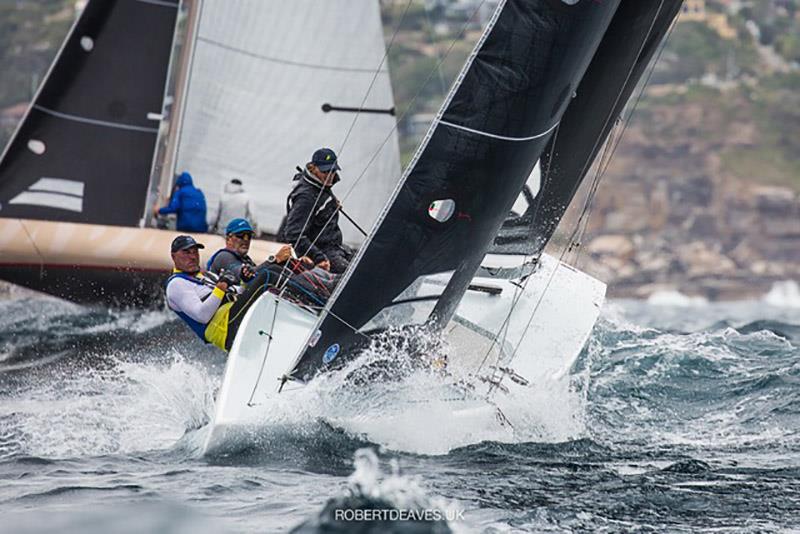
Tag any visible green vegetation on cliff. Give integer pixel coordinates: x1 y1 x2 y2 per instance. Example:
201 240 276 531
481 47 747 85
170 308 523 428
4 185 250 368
0 1 72 146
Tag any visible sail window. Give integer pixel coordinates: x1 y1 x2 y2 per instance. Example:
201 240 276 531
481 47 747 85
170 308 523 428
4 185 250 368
80 36 94 51
428 199 455 222
27 140 46 155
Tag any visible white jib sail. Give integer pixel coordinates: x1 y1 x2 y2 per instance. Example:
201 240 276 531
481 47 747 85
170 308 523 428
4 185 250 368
174 0 402 244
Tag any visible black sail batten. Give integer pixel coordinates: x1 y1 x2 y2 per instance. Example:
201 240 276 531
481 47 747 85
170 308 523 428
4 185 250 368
0 0 178 227
321 104 396 116
288 0 622 382
491 0 685 256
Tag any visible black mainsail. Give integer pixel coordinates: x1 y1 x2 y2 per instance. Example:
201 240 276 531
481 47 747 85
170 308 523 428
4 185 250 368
0 0 178 226
492 1 684 256
288 0 628 382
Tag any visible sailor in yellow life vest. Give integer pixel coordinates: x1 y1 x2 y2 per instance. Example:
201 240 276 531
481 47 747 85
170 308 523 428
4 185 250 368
165 234 278 351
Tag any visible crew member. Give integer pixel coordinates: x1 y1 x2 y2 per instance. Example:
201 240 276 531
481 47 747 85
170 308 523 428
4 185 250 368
154 171 208 233
277 148 351 274
209 178 258 235
165 234 271 351
207 218 254 283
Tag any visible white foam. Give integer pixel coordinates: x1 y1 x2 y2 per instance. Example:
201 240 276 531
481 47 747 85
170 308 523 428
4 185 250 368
84 308 173 335
0 354 214 459
229 327 589 456
762 280 800 308
647 289 709 307
339 448 466 528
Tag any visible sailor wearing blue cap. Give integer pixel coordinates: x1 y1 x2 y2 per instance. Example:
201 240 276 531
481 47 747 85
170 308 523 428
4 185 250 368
206 218 292 285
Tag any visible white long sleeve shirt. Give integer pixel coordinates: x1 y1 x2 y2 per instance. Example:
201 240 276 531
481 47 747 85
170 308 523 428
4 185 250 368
165 273 224 324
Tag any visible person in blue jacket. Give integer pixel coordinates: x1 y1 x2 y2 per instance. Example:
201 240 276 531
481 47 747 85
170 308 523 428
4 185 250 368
154 171 208 232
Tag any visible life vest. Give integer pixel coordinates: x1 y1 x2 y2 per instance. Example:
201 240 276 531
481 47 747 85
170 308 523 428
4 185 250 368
205 248 253 272
165 271 233 351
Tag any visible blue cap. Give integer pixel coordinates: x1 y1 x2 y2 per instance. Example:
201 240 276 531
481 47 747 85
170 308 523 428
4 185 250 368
311 148 341 172
225 218 254 235
171 235 204 253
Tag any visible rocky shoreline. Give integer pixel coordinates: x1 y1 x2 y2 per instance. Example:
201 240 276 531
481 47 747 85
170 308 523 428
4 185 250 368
575 88 800 302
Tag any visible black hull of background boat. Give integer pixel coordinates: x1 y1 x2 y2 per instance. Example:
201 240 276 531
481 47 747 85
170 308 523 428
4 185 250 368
0 265 166 307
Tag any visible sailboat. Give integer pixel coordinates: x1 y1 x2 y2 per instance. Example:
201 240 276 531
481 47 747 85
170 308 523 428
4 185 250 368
0 0 400 304
0 0 682 455
201 0 684 455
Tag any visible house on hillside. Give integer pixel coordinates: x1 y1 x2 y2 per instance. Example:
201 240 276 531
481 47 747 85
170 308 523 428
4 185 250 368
680 0 737 39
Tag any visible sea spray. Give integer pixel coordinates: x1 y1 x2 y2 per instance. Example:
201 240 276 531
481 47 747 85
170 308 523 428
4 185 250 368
0 353 214 459
232 326 589 455
1 297 799 531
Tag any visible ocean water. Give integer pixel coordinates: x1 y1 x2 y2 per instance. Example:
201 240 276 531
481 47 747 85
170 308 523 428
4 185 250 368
0 292 798 533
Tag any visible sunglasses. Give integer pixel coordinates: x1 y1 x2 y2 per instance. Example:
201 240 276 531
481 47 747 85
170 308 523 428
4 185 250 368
232 232 253 240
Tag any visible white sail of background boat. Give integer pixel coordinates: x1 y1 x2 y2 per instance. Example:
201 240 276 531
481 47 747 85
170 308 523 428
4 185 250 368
170 0 401 245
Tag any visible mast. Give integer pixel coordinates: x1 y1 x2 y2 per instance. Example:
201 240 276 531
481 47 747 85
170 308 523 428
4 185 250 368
143 0 204 227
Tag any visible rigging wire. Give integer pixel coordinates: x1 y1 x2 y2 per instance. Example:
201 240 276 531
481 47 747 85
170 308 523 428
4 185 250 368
495 9 681 376
473 2 675 381
564 122 618 265
421 2 450 99
474 126 560 375
18 220 46 278
569 10 680 267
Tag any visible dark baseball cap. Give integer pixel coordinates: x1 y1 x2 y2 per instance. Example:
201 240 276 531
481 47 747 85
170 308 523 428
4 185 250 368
311 148 341 172
171 235 205 253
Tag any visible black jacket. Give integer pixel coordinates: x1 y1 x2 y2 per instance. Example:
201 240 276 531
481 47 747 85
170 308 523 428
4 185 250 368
206 248 256 285
278 170 342 263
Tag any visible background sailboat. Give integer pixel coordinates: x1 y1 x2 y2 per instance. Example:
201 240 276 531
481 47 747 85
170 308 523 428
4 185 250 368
0 0 401 304
0 0 183 303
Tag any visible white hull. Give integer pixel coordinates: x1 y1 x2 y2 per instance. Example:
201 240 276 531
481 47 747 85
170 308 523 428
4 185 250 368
201 253 605 456
444 253 606 397
202 294 317 455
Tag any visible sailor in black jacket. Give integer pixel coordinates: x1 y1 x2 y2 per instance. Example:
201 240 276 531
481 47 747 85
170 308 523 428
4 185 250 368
278 148 350 274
